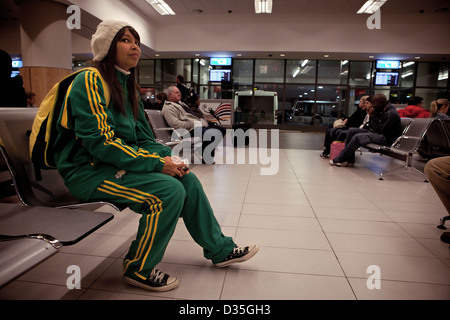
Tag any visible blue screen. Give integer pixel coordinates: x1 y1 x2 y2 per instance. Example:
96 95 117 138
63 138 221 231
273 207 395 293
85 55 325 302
376 60 400 69
210 57 232 66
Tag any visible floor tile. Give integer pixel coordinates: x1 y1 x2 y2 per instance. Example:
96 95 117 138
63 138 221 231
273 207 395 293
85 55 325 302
221 269 355 300
336 251 450 285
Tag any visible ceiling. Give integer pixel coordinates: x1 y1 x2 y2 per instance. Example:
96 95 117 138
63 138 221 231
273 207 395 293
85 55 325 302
1 0 450 61
126 0 450 22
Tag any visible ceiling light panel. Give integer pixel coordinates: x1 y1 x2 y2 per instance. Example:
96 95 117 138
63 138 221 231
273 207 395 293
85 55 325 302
146 0 176 15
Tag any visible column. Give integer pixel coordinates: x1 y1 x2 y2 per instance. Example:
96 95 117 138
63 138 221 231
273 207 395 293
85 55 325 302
19 0 73 106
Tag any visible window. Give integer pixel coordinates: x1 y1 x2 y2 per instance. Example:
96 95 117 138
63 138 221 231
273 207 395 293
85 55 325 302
233 60 253 85
315 85 346 126
416 62 449 88
318 60 348 85
255 59 285 83
349 61 372 86
138 60 154 85
286 59 316 84
284 84 316 125
161 59 191 83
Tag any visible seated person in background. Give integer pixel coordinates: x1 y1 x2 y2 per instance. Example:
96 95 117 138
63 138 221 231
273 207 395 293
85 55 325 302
162 86 224 164
186 92 227 137
320 95 370 158
26 91 37 108
397 96 430 118
152 92 167 110
330 94 402 167
430 98 449 119
0 49 27 108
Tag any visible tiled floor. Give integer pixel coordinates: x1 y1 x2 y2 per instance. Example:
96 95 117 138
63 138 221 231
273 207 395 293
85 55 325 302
0 132 449 300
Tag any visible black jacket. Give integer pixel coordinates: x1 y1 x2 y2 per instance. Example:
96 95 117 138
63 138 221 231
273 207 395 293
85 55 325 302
368 103 402 145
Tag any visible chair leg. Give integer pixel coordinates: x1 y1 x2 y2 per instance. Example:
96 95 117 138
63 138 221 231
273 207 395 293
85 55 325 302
437 215 450 230
378 154 428 182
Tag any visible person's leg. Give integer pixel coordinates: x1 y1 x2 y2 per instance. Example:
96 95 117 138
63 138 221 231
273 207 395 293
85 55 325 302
90 172 185 281
323 127 343 156
332 129 386 165
191 127 223 164
425 156 450 213
178 173 237 263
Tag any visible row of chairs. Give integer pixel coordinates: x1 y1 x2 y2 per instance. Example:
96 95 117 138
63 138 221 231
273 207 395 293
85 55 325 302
418 119 450 159
362 117 449 230
0 107 117 288
363 117 434 182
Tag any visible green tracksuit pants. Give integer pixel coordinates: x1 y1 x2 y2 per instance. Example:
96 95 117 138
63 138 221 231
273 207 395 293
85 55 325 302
90 171 236 281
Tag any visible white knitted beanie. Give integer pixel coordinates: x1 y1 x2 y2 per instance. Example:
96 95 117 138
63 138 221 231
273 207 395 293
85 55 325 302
91 20 132 61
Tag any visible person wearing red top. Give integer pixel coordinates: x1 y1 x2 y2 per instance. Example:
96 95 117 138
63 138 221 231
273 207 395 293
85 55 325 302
397 96 430 118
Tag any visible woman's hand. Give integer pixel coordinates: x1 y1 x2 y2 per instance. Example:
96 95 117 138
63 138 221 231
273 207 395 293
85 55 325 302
161 156 189 178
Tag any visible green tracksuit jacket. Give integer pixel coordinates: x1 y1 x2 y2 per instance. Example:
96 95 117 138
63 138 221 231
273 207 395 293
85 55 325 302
54 68 235 280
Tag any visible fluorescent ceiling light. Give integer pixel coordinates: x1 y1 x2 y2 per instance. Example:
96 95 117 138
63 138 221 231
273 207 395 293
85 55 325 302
255 0 272 14
146 0 175 15
357 0 387 14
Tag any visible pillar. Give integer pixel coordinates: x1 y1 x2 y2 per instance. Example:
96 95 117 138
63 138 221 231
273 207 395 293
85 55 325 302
19 0 73 106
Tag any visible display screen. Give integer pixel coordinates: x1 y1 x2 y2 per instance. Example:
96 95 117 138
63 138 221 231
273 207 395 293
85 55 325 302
210 57 232 66
12 60 23 68
374 72 399 86
210 69 231 82
376 60 400 69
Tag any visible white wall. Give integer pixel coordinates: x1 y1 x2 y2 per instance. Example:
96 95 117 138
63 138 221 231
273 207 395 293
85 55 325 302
153 13 450 57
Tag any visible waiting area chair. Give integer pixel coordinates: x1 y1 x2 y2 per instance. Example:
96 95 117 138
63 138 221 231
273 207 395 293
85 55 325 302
0 108 121 210
0 202 113 288
418 119 450 159
145 109 200 161
0 108 118 288
364 118 433 181
145 109 184 147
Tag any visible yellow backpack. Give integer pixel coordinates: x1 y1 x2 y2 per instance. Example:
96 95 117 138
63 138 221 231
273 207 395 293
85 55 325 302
29 67 109 180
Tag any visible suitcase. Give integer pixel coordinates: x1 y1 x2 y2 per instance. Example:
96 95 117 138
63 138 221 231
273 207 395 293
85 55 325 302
232 122 251 147
330 141 345 160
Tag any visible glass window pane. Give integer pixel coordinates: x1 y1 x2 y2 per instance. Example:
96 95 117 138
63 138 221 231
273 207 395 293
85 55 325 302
286 59 316 84
414 88 449 109
315 85 346 126
162 59 191 83
255 59 285 83
284 84 316 126
399 61 415 88
416 62 449 88
349 61 372 86
233 60 253 85
199 58 210 85
155 59 162 82
138 60 154 85
317 60 348 85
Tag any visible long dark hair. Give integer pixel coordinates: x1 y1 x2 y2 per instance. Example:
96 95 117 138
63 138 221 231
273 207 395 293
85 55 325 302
93 26 140 120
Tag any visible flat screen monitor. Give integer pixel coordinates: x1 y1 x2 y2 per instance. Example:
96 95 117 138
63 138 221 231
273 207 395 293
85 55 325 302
210 69 231 82
210 57 232 66
376 60 401 69
12 60 23 68
374 72 399 86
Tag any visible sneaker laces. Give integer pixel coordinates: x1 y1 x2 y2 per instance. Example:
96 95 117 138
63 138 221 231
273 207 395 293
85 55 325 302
149 268 165 283
232 246 247 255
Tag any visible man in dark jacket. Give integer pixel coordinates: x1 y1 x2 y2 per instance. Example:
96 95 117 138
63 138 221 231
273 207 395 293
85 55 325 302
330 94 402 167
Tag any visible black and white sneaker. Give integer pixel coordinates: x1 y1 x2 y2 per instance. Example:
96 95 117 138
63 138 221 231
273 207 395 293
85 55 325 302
214 245 259 268
123 267 178 292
